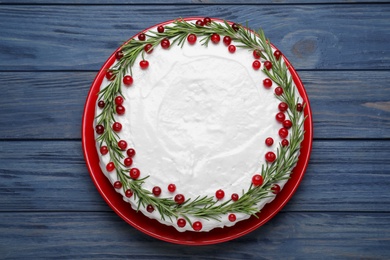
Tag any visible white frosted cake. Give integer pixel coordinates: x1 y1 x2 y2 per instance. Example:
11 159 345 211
94 18 305 232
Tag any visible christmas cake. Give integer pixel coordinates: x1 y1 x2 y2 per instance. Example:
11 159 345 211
94 18 305 232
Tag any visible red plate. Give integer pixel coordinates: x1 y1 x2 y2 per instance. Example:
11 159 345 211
82 18 313 245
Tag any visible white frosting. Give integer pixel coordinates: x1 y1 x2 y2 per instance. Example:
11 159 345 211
95 21 303 232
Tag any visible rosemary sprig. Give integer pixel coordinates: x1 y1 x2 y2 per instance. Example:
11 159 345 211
95 19 305 225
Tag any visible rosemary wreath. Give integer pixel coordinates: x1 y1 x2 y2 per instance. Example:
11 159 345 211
95 19 305 226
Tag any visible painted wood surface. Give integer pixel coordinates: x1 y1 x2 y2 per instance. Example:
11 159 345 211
0 1 389 258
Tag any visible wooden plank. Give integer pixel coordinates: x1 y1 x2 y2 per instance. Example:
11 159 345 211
1 0 389 3
0 4 389 70
1 70 389 140
0 140 389 212
0 211 389 258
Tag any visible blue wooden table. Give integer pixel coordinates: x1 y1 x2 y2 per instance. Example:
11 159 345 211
1 1 390 258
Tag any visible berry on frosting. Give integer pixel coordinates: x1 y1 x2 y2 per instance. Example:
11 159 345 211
296 103 303 112
118 140 127 150
281 139 289 147
187 34 197 44
263 78 272 88
211 33 221 44
228 214 236 222
276 112 286 122
115 50 124 60
124 157 133 167
161 38 170 49
126 148 136 157
138 33 146 41
177 218 186 228
174 194 185 204
231 193 239 201
140 60 149 69
228 45 236 53
116 105 125 115
146 204 154 213
252 60 261 70
114 181 122 189
100 146 108 155
125 189 133 198
265 152 276 163
279 128 289 139
157 25 165 33
112 122 122 132
152 186 162 196
271 184 281 194
98 100 105 108
215 189 225 200
232 23 240 31
275 87 283 96
278 102 288 112
168 183 176 192
265 137 274 146
192 221 202 231
253 49 261 59
144 43 153 54
95 125 104 135
283 120 292 129
105 70 115 80
115 96 124 105
106 162 115 172
264 61 272 70
252 174 263 186
223 36 232 46
130 168 140 179
274 50 282 60
203 17 211 25
123 75 133 86
195 20 204 27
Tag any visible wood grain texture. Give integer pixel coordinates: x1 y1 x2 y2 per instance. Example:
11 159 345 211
0 140 389 212
1 70 389 140
0 212 389 258
0 4 389 70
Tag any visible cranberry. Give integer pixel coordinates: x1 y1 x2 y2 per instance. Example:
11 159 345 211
265 152 276 163
146 204 154 213
253 49 261 59
192 221 202 231
127 148 136 157
228 45 236 53
144 43 153 54
174 194 185 204
118 140 127 150
223 36 232 46
161 38 170 49
278 102 288 112
274 50 282 60
115 96 123 105
168 184 176 192
283 120 292 129
130 168 140 179
125 189 133 198
152 186 161 196
98 100 105 108
252 60 261 70
265 137 274 146
232 23 240 31
138 33 146 41
123 75 133 86
228 214 236 222
124 157 133 167
116 105 125 115
271 184 281 194
215 189 225 200
105 70 115 80
177 218 186 228
231 193 239 201
264 61 272 70
187 34 197 44
115 50 124 60
140 60 149 69
157 25 164 33
211 33 220 44
106 162 115 172
279 128 289 138
203 17 211 25
112 122 122 132
275 87 283 96
252 174 263 186
113 181 122 189
195 20 204 27
100 146 108 155
296 103 303 112
95 125 104 135
276 112 286 122
263 78 273 88
281 139 289 147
